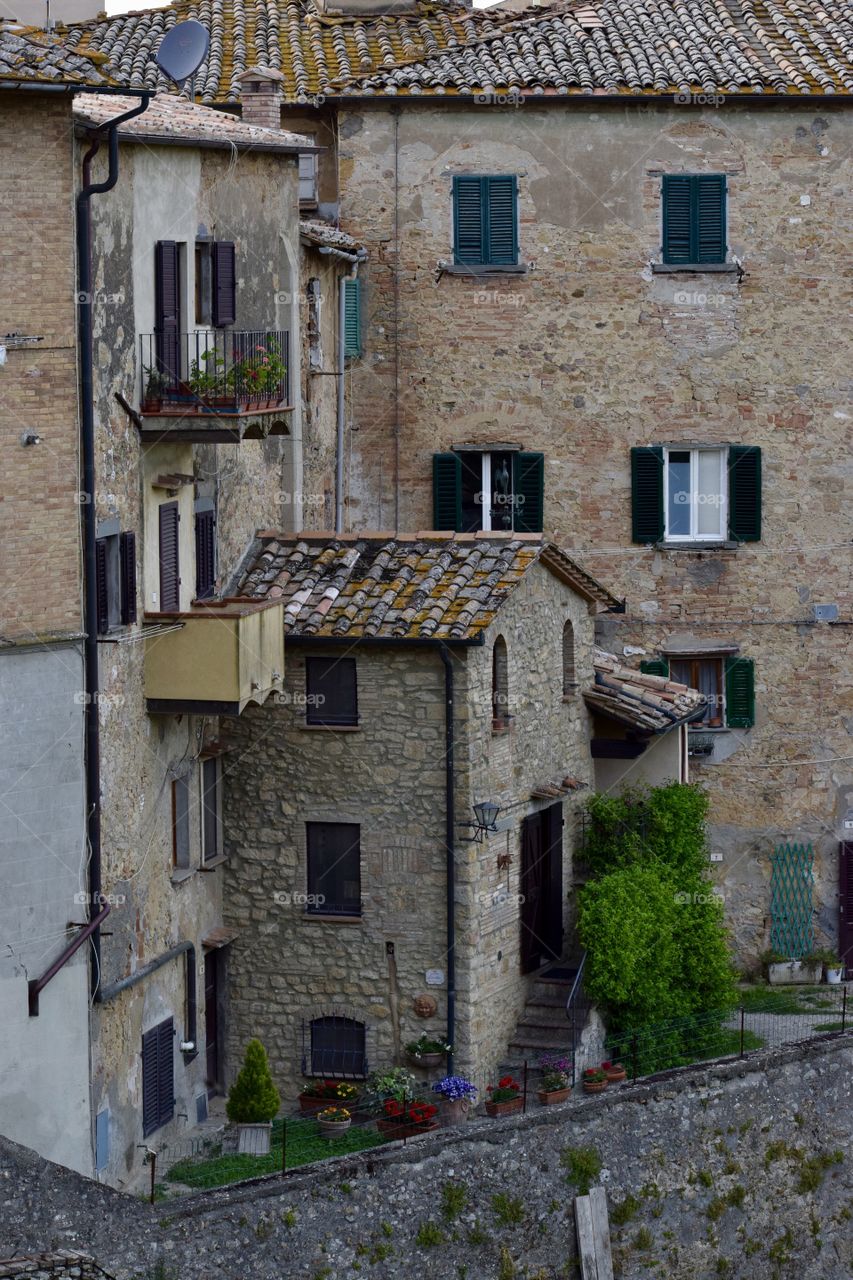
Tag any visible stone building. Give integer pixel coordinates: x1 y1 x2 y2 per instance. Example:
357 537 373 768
220 532 621 1088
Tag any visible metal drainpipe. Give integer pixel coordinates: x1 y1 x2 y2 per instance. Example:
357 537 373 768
97 941 198 1060
76 94 150 998
439 643 456 1076
330 250 366 535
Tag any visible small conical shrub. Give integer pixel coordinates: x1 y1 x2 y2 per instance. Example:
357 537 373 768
226 1038 280 1123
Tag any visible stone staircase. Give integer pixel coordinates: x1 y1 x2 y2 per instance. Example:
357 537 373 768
499 967 577 1080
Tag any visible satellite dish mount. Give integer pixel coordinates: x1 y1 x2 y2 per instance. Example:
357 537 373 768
155 19 210 99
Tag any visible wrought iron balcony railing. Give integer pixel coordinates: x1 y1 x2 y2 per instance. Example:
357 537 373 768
140 329 290 415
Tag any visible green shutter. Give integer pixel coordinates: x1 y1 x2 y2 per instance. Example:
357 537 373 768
485 176 518 265
728 445 761 542
433 453 462 530
640 658 670 677
631 446 664 543
662 174 726 264
343 278 361 358
725 656 755 728
512 451 544 533
453 176 484 266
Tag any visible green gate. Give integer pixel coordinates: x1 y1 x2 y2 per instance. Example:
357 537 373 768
770 842 815 958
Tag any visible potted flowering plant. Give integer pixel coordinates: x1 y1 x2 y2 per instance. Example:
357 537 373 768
405 1033 451 1068
602 1060 627 1084
485 1076 523 1117
536 1054 572 1105
431 1075 477 1126
582 1067 607 1095
376 1097 439 1141
316 1105 352 1138
297 1079 361 1114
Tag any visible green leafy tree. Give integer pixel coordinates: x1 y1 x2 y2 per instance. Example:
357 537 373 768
226 1039 281 1123
582 782 708 876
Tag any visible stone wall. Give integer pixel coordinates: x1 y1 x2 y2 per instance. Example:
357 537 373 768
335 99 853 966
0 1035 850 1279
0 1254 112 1280
298 242 343 529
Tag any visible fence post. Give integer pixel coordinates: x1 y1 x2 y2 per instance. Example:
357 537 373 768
739 1007 745 1058
282 1118 287 1173
631 1034 639 1082
842 986 847 1035
149 1150 157 1205
522 1059 528 1114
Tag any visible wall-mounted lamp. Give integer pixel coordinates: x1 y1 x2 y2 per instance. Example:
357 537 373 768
458 800 501 843
20 431 41 446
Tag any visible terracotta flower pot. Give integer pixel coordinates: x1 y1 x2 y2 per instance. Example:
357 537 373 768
376 1117 438 1141
317 1117 352 1138
485 1096 523 1117
406 1051 445 1069
438 1097 471 1128
604 1066 627 1083
298 1093 328 1113
537 1086 572 1105
582 1079 607 1095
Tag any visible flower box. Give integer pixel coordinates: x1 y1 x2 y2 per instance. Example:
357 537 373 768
484 1096 523 1117
235 1122 272 1155
376 1117 438 1141
536 1086 572 1106
582 1079 607 1095
767 960 822 986
602 1062 627 1084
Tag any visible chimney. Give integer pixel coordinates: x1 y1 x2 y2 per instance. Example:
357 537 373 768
238 66 285 131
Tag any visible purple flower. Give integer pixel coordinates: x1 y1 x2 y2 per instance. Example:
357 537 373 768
432 1075 478 1101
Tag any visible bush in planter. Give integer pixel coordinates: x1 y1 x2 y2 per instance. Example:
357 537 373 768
364 1066 417 1111
405 1032 451 1062
226 1039 280 1124
538 1054 571 1094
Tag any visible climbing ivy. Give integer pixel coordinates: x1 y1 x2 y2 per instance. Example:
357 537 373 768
581 782 709 877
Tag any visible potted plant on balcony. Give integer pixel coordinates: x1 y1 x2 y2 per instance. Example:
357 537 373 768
141 365 168 413
297 1079 361 1114
536 1055 572 1105
582 1067 608 1095
226 1038 280 1155
484 1076 523 1117
431 1075 477 1127
405 1032 451 1069
316 1105 352 1138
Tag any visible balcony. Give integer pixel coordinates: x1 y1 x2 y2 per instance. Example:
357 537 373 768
138 330 292 443
144 599 284 715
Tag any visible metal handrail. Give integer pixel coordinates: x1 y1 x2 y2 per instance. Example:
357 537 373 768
566 950 590 1086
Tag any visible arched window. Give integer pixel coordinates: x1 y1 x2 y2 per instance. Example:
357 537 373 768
492 636 509 729
309 1015 366 1078
562 620 577 696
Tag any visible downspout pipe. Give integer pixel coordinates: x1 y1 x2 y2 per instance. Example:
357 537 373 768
439 643 456 1076
334 250 367 534
76 94 150 1000
97 941 198 1061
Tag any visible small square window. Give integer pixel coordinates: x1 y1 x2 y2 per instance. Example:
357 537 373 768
306 657 358 726
309 1016 366 1077
306 821 360 916
664 447 726 542
172 776 191 870
670 657 724 727
299 146 318 204
200 757 223 863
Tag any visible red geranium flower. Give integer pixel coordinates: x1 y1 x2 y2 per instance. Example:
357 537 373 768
498 1076 513 1089
383 1099 403 1117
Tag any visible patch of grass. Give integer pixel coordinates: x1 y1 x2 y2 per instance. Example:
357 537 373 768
796 1150 843 1193
340 1182 354 1194
416 1221 445 1248
255 1217 273 1240
697 1169 713 1189
768 1229 794 1264
739 1119 753 1135
467 1222 487 1246
726 1186 746 1209
561 1145 602 1195
281 1208 297 1228
492 1192 525 1226
380 1221 393 1238
634 1227 653 1251
706 1196 726 1222
441 1180 469 1222
498 1247 516 1280
738 985 824 1015
165 1118 382 1190
716 1260 731 1277
812 1020 845 1032
763 1140 791 1168
611 1194 641 1226
723 1158 741 1176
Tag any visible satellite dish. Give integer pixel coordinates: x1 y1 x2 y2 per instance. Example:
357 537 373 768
155 20 210 90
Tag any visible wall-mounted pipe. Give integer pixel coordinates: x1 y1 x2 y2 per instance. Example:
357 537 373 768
97 941 198 1061
439 643 456 1076
334 250 367 534
28 903 111 1016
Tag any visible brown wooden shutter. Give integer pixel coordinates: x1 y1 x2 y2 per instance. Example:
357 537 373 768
212 241 236 327
305 656 357 725
158 502 180 612
194 509 216 600
119 530 137 625
94 538 109 635
154 241 181 384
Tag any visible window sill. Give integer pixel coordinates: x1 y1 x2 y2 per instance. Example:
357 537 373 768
656 540 740 551
652 262 740 274
301 913 363 925
442 263 528 276
170 868 195 885
301 723 361 732
199 854 227 872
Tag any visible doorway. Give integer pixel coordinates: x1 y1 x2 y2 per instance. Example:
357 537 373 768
203 948 225 1094
520 803 564 974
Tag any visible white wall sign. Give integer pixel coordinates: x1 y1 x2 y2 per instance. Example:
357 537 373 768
425 969 445 986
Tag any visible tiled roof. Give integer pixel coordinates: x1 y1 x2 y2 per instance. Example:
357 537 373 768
66 0 853 103
300 218 365 253
584 648 705 733
0 25 121 86
73 90 313 150
234 532 620 639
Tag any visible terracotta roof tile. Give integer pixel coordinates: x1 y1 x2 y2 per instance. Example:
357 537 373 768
234 532 619 639
73 89 314 149
584 646 705 732
300 218 365 253
0 25 122 86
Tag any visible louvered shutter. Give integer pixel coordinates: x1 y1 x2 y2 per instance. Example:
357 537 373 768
212 241 236 327
95 538 109 635
158 502 180 613
157 1019 174 1128
194 509 216 600
141 1027 159 1136
640 658 670 677
512 451 544 532
695 175 727 264
433 452 462 530
119 531 137 625
725 656 755 728
486 176 518 265
727 445 761 542
662 176 693 264
154 241 180 384
631 446 664 543
839 843 853 978
343 278 361 358
453 176 484 265
306 656 358 726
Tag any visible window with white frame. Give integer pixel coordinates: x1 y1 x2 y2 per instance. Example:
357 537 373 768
200 756 223 863
299 146 318 205
664 447 726 542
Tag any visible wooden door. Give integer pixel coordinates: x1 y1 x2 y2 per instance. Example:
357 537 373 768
520 804 563 973
840 842 853 979
204 950 221 1093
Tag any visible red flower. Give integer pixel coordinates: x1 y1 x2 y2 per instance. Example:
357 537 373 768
498 1076 514 1089
383 1099 403 1117
601 1061 612 1070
